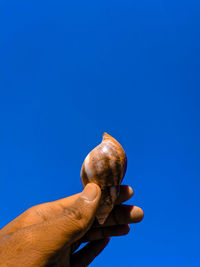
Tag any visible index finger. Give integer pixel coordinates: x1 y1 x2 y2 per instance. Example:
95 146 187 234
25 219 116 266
115 185 134 205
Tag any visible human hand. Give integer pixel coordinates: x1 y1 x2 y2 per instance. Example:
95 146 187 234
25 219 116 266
0 183 143 267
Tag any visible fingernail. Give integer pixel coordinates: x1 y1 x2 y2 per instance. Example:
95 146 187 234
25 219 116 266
82 183 98 201
128 186 134 196
130 206 144 222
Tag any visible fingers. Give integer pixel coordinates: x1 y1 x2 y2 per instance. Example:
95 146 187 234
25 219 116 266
94 205 144 228
83 224 130 242
115 185 134 205
71 238 110 267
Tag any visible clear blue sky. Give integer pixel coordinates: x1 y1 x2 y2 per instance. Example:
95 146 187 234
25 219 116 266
1 1 200 266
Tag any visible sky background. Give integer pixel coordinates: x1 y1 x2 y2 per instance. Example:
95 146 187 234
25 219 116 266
1 1 200 266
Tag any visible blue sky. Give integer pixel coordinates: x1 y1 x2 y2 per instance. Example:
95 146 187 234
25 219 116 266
1 1 200 266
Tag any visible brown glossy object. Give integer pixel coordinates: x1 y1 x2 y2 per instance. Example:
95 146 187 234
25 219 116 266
81 133 127 224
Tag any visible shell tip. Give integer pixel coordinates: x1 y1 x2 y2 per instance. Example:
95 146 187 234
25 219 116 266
102 132 112 140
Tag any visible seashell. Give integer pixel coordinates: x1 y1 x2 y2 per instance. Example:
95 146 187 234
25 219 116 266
80 132 127 224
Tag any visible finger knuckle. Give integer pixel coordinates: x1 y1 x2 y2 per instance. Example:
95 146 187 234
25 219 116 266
64 206 88 230
64 207 82 221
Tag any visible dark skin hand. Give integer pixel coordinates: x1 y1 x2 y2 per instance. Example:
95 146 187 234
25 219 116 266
0 183 144 267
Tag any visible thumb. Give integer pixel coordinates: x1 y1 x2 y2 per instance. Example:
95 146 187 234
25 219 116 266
18 183 102 253
62 183 102 243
